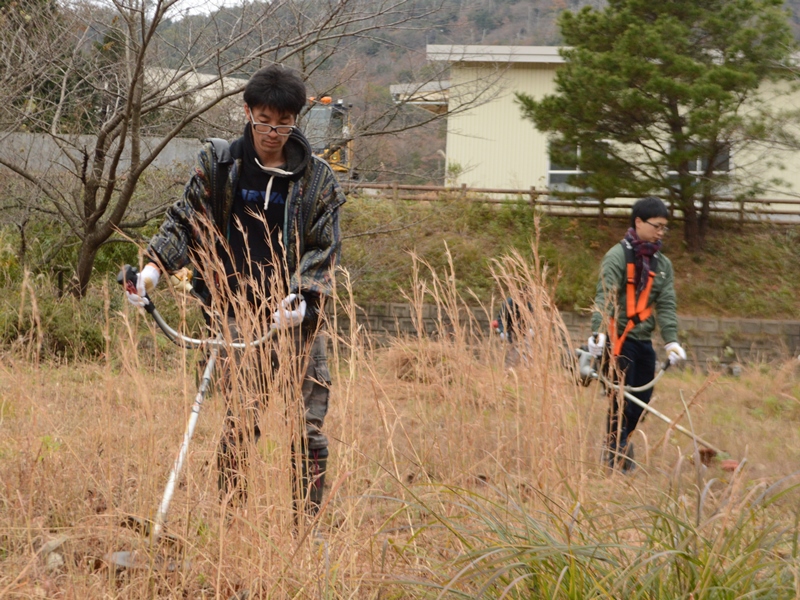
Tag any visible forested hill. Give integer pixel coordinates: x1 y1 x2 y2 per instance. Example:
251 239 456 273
156 0 800 182
161 0 800 92
422 0 800 48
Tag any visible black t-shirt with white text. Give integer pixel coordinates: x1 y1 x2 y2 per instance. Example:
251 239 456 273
227 164 289 310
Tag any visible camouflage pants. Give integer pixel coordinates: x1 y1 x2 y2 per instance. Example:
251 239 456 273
216 317 331 501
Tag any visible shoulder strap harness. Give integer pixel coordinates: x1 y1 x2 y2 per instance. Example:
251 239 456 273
204 137 233 229
609 240 658 356
193 138 232 308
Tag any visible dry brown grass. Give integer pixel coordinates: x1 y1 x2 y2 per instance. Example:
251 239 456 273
0 247 799 598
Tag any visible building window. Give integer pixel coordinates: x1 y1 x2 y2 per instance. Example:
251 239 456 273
548 142 583 191
667 145 732 192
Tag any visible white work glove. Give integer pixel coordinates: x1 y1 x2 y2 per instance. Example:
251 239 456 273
126 264 160 308
665 342 687 366
587 333 606 358
271 293 307 330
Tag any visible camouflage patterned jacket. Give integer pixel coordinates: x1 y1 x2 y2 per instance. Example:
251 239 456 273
146 131 345 298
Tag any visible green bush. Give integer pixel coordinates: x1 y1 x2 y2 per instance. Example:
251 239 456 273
0 277 112 359
0 270 208 361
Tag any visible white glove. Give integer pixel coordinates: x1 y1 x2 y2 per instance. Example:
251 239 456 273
587 333 606 358
271 293 307 330
126 264 160 308
665 342 687 366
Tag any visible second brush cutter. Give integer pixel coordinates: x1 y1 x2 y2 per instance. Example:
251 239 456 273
576 348 724 463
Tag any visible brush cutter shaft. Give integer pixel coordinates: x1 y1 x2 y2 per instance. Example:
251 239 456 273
152 346 218 541
575 348 723 455
620 388 723 455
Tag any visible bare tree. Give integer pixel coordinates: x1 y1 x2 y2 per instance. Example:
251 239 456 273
0 0 503 296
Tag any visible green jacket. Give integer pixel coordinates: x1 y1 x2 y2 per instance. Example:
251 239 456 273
591 242 678 344
147 131 345 298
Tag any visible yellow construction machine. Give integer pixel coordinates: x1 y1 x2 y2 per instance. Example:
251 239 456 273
303 96 355 179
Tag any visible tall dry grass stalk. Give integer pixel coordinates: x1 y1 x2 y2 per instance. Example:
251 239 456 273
0 228 799 598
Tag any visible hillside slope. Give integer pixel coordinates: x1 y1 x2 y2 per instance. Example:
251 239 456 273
342 196 800 319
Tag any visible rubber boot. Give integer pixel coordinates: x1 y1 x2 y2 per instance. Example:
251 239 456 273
620 441 636 473
307 448 328 514
218 434 243 503
605 423 632 471
602 445 615 469
217 425 253 507
293 447 328 518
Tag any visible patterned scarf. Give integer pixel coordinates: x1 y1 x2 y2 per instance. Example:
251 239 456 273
624 227 661 292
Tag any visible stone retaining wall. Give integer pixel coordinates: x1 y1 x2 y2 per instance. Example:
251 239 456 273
332 303 800 364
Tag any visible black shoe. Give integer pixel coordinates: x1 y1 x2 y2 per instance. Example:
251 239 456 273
603 441 635 472
602 446 615 469
620 442 636 473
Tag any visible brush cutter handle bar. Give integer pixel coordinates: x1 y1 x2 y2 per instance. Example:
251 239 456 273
149 306 276 350
616 360 670 393
575 348 668 393
597 360 669 393
118 265 275 349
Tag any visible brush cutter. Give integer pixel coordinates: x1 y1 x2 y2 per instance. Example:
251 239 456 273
576 348 725 464
106 265 275 572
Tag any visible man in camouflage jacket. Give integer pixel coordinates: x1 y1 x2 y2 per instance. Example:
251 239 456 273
127 65 345 517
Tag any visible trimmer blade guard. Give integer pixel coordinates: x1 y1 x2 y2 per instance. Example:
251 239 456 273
120 515 181 547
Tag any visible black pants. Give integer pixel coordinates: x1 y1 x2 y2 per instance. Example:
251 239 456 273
605 338 656 457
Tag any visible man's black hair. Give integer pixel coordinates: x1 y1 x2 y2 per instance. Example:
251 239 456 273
630 196 669 228
244 65 306 116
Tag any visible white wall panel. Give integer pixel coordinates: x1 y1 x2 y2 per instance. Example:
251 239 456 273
446 63 557 190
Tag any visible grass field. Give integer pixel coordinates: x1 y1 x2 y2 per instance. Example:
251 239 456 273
1 252 799 599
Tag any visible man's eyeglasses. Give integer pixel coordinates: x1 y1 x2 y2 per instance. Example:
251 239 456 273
249 114 295 136
644 220 669 233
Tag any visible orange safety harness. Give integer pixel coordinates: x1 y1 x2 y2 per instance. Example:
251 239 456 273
609 242 657 357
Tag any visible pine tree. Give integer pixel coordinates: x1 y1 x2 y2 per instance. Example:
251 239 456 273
518 0 796 250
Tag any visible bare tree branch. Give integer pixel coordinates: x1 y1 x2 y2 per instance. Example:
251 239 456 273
0 0 500 295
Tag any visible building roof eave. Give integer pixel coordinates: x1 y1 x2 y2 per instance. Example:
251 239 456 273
426 45 565 64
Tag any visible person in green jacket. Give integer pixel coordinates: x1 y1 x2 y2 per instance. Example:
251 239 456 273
587 196 686 471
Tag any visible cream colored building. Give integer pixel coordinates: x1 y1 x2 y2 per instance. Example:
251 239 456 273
427 44 800 213
427 45 562 191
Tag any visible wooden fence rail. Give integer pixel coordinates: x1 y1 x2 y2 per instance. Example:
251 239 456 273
341 182 800 223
